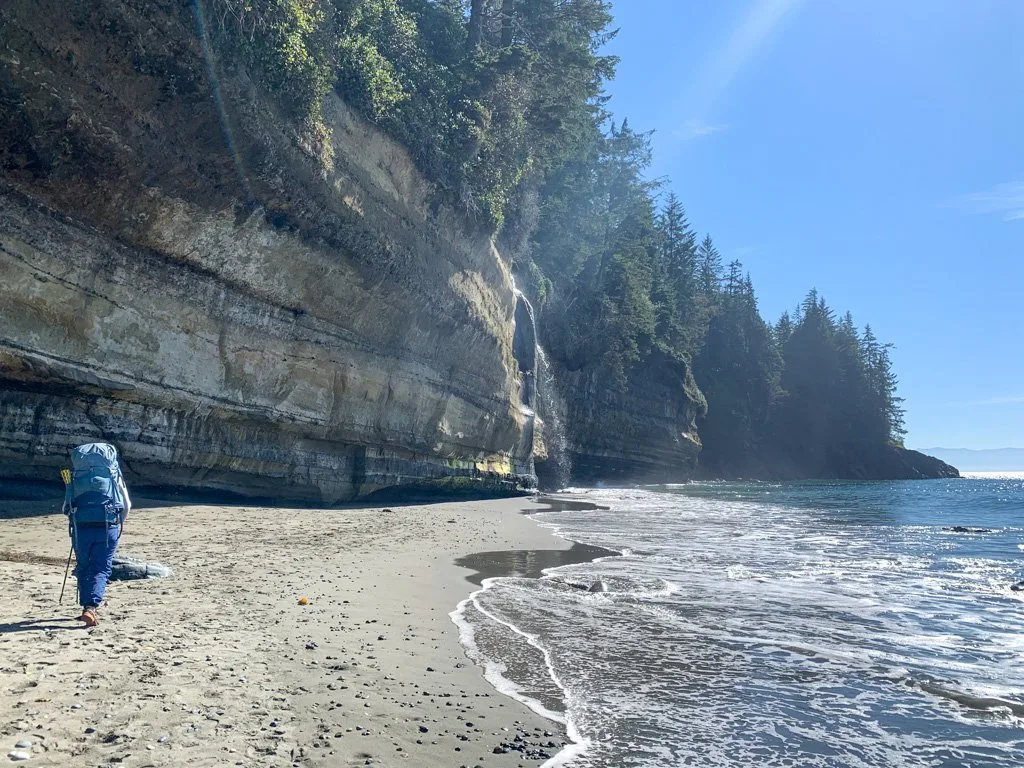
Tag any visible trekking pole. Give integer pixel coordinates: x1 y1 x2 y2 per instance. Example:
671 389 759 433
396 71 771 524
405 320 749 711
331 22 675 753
58 542 74 604
59 466 73 604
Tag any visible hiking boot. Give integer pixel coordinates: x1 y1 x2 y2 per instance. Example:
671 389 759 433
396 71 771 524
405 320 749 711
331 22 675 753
77 608 99 627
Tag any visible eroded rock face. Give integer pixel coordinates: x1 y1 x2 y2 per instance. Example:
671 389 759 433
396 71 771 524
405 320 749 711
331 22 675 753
552 349 704 485
0 1 534 501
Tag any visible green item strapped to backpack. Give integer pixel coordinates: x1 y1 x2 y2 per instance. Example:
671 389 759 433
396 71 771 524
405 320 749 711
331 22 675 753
64 442 127 527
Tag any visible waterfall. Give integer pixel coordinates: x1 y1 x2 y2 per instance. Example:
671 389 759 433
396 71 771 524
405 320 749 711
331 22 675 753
512 285 572 490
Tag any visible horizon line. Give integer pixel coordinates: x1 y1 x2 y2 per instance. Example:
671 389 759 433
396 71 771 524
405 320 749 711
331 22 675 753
914 446 1024 453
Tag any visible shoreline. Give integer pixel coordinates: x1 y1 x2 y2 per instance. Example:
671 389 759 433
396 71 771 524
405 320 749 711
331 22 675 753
0 496 580 767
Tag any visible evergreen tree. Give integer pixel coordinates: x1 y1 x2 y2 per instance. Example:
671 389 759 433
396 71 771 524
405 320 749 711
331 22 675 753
469 0 486 47
861 326 907 444
724 259 744 296
694 267 778 476
500 0 515 46
766 291 842 475
774 311 794 349
531 117 662 388
831 311 871 463
651 194 696 348
697 235 722 295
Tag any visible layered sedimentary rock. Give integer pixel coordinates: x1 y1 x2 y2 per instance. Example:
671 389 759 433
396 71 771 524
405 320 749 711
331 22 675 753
553 350 704 484
0 1 536 502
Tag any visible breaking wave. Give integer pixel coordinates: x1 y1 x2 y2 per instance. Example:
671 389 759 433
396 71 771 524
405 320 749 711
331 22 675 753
452 477 1024 766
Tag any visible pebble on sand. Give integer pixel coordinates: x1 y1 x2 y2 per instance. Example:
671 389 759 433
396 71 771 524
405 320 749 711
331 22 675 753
8 751 32 761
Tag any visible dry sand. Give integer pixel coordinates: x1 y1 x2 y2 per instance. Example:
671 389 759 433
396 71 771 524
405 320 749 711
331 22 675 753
0 496 574 767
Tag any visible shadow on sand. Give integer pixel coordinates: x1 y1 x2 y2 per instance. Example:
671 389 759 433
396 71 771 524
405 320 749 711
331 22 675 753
0 617 86 634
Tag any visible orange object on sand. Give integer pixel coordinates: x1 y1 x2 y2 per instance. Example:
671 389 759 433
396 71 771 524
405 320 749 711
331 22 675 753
298 597 309 605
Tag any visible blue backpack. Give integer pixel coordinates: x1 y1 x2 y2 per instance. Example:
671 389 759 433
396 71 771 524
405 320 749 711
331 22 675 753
65 443 127 527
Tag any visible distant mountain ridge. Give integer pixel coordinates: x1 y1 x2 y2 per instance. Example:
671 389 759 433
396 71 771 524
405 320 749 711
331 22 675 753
917 448 1024 472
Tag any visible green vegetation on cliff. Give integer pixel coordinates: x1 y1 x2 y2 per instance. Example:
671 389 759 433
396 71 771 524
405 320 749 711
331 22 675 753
207 0 909 480
207 0 613 229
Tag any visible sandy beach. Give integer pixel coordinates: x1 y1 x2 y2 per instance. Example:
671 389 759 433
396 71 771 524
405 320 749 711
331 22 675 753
0 496 575 767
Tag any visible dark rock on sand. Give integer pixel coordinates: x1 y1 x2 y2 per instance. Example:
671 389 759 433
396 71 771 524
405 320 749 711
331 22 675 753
109 554 173 581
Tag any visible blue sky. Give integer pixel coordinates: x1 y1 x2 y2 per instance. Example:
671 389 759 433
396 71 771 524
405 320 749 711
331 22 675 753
602 0 1023 450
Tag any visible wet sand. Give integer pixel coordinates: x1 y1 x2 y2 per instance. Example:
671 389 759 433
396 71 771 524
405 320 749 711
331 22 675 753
454 543 614 587
0 496 579 767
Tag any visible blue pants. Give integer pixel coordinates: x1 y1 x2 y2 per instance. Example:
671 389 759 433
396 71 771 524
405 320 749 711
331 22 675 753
72 524 120 608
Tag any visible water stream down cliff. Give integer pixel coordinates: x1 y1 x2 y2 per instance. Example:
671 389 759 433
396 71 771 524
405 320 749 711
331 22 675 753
512 288 572 491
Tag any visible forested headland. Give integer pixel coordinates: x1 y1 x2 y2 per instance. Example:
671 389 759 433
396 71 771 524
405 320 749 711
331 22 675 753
193 0 952 480
0 0 954 488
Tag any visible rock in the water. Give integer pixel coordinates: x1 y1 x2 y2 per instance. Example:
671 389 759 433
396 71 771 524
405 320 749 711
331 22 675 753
1011 582 1024 592
943 526 993 534
558 578 605 592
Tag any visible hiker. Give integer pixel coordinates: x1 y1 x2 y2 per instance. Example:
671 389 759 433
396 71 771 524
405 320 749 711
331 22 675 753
62 443 132 627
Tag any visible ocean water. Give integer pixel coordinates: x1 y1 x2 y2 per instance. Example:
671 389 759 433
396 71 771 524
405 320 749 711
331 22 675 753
452 475 1024 767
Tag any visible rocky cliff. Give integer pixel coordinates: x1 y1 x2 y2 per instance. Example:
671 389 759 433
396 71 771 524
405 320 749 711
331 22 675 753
843 447 961 482
0 0 539 502
551 349 704 485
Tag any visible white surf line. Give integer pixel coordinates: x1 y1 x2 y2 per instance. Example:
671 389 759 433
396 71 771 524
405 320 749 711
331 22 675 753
449 577 592 767
450 586 566 724
527 507 630 559
529 509 679 599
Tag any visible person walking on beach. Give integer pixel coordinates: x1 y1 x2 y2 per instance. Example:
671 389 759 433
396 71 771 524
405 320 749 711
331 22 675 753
62 442 132 627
